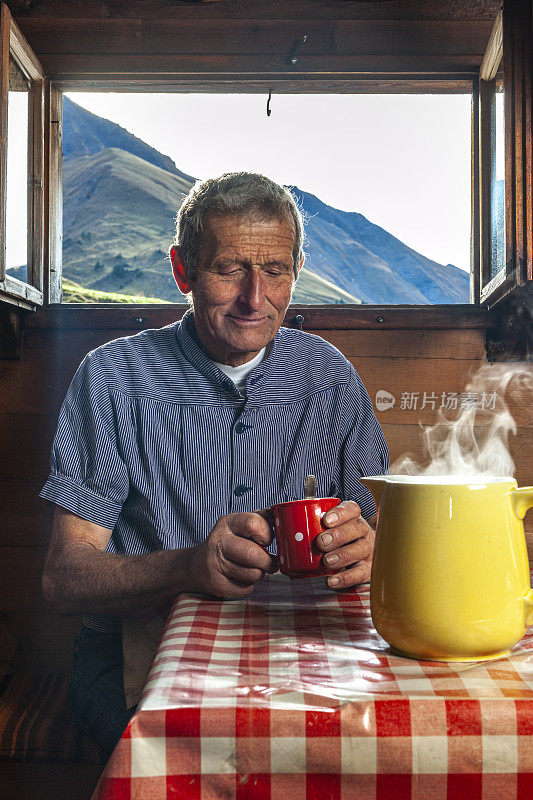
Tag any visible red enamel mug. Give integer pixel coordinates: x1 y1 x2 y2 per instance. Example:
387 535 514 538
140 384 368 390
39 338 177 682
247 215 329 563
271 497 341 578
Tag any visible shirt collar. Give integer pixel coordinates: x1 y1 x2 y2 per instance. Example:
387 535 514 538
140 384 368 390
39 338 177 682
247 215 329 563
175 308 282 398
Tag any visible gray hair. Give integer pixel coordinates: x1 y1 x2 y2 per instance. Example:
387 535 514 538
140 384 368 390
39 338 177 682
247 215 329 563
173 172 305 281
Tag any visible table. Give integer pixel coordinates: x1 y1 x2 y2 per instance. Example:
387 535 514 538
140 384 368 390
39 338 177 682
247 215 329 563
92 573 533 800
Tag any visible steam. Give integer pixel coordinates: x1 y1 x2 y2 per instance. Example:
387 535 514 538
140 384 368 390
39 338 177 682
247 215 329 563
391 364 532 478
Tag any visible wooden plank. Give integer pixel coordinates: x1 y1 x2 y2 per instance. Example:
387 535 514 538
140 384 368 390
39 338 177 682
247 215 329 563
7 0 501 22
320 329 487 360
471 77 480 304
1 15 45 307
15 19 494 57
511 0 524 285
8 13 45 81
0 272 43 304
502 0 516 283
525 0 533 283
0 546 47 612
25 304 495 331
293 305 494 331
44 82 63 304
0 303 21 359
479 76 493 290
0 412 57 473
0 764 104 800
21 325 488 361
0 2 10 284
479 10 502 81
0 480 54 547
39 53 486 78
29 78 44 294
354 356 532 428
52 76 476 94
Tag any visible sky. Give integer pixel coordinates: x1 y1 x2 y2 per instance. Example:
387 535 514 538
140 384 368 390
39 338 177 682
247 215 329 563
7 91 473 272
6 92 28 270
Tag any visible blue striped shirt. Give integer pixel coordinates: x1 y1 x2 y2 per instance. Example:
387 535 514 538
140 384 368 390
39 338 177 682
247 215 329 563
40 309 389 631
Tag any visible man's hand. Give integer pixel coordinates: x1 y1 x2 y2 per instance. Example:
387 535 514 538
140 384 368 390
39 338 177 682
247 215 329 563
315 500 376 590
186 512 278 599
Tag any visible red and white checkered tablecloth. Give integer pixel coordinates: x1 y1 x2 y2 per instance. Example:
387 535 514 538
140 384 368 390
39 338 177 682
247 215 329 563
92 572 533 800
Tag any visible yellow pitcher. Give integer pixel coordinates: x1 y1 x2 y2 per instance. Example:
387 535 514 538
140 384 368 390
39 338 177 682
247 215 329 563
361 475 533 661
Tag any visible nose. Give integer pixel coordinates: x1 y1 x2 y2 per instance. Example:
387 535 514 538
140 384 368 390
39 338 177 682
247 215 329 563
238 270 264 311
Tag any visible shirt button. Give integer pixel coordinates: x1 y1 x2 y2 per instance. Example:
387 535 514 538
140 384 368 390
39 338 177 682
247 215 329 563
234 485 250 497
235 422 247 434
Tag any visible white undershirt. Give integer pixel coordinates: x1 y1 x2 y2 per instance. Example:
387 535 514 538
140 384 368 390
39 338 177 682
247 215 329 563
213 347 267 391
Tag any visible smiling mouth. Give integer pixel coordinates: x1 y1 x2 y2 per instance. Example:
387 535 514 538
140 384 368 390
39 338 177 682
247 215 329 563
229 315 268 324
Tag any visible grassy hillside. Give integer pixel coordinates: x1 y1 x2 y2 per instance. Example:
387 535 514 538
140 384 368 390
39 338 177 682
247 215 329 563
62 278 167 304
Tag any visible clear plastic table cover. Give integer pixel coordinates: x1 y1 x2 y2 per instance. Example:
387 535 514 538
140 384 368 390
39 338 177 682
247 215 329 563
139 572 533 713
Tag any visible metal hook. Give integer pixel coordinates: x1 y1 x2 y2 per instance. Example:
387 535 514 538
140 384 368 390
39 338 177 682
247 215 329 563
289 35 308 65
266 91 272 117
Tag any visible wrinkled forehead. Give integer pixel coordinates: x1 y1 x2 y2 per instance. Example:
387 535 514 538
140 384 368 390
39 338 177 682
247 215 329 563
199 209 297 254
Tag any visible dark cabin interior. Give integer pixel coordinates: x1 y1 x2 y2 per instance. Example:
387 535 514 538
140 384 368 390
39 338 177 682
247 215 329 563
0 0 531 797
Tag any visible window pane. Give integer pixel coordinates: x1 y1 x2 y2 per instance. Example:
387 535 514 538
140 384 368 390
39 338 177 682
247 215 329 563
490 69 505 279
6 54 29 284
62 92 472 305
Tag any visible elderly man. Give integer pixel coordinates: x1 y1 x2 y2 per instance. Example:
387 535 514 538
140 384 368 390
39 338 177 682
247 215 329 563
40 172 389 755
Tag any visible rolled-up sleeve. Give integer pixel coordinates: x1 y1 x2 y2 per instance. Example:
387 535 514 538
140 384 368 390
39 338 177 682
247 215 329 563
340 369 390 520
39 350 130 530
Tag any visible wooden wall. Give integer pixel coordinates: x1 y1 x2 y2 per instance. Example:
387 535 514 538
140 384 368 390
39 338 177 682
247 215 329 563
7 0 499 84
1 305 531 674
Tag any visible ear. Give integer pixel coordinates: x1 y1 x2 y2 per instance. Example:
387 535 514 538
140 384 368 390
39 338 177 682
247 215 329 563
170 246 192 294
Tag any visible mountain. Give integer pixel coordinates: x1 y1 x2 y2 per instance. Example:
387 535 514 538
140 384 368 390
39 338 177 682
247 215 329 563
63 96 195 184
292 188 470 304
56 96 469 304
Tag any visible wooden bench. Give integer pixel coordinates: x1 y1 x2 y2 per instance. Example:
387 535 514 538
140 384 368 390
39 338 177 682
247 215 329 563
0 672 106 800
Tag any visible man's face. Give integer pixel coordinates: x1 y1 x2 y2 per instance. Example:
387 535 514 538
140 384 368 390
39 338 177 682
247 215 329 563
186 212 297 366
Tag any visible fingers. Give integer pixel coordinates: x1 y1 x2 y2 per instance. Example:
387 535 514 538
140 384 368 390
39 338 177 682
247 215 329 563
223 559 265 585
321 499 361 530
223 533 277 574
231 512 274 548
326 559 372 590
254 507 275 524
316 502 370 553
314 501 375 592
322 538 372 570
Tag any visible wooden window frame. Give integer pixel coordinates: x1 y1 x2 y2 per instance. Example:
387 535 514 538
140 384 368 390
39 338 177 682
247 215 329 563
479 11 503 301
1 2 530 324
478 3 532 309
49 76 478 316
0 2 44 309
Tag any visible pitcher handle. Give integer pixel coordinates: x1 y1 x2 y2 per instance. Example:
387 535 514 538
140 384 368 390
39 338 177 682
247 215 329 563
510 487 533 520
526 589 533 628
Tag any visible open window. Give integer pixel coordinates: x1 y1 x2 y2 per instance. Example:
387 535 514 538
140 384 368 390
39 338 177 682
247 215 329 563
0 1 530 324
59 88 473 307
479 5 532 310
0 2 44 309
